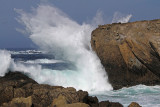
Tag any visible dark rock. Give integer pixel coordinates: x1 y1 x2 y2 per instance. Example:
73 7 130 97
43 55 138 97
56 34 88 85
99 101 123 107
0 86 14 106
87 96 99 107
0 71 37 105
0 71 37 88
77 90 89 103
91 19 160 89
14 88 26 98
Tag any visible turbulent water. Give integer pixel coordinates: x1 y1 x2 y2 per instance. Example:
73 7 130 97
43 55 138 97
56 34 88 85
0 49 160 107
15 5 113 92
0 4 159 107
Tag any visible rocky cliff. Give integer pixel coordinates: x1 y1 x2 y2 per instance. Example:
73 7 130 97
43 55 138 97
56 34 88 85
91 19 160 89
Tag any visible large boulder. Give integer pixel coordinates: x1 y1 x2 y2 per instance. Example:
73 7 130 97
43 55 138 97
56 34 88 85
91 19 160 89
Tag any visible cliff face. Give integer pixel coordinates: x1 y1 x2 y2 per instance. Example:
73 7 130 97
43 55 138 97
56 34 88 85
91 19 160 89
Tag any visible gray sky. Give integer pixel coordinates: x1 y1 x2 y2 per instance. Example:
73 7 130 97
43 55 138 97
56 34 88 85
0 0 160 48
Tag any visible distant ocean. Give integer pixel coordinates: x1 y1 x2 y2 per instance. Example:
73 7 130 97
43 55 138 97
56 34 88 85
0 48 160 107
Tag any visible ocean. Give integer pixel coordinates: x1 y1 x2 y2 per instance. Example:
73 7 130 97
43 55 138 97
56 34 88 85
0 48 160 107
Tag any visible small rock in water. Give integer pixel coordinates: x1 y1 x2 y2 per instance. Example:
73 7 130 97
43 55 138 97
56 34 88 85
128 102 142 107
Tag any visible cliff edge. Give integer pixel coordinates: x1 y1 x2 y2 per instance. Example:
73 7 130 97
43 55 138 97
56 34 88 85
91 19 160 89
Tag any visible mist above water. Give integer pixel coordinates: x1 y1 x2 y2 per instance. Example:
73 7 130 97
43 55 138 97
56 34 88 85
15 5 112 92
0 4 132 92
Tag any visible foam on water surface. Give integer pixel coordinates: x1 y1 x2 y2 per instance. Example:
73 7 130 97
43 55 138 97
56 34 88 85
91 85 160 107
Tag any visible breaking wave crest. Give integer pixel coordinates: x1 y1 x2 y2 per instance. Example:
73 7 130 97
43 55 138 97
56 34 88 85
0 5 132 92
0 50 11 76
15 5 113 92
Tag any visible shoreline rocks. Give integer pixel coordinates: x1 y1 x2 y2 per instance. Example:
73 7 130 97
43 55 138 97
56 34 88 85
0 71 140 107
0 71 90 107
91 19 160 90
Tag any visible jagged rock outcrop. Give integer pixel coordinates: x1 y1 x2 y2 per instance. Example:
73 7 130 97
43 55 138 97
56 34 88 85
1 71 138 107
91 19 160 89
0 71 92 107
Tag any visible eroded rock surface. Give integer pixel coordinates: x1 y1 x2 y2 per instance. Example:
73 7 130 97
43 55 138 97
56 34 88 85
91 19 160 89
0 71 92 107
0 71 138 107
1 96 32 107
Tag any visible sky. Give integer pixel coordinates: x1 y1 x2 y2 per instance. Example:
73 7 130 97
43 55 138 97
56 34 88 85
0 0 160 48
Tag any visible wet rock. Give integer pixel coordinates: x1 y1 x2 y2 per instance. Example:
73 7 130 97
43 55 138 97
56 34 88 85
77 90 88 103
0 71 37 105
99 100 123 107
91 19 160 89
128 102 142 107
87 96 99 107
0 71 141 107
0 71 97 107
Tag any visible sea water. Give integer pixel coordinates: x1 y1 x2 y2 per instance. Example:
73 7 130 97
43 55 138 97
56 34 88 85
0 49 160 107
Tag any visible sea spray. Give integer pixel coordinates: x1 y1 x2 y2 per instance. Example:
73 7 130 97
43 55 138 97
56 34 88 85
0 50 11 76
1 49 160 106
15 5 113 92
12 4 132 92
112 12 132 23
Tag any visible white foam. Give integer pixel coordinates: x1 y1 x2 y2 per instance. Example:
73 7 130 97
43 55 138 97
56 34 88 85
91 85 160 107
15 5 113 92
9 50 43 55
112 12 132 23
15 4 132 92
0 50 11 76
22 59 63 64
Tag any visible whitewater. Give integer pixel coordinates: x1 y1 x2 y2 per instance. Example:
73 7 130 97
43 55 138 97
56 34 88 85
0 4 160 107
